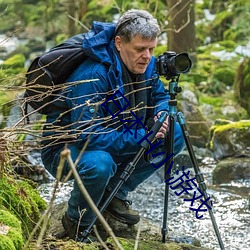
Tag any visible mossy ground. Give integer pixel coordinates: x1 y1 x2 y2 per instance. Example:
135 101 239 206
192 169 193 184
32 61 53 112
28 234 210 250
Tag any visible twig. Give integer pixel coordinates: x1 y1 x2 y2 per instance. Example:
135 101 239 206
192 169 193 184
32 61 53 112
93 225 110 250
68 14 89 31
22 154 65 249
61 148 124 250
134 220 142 250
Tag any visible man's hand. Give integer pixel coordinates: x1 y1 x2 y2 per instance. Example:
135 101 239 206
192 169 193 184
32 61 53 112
154 111 169 139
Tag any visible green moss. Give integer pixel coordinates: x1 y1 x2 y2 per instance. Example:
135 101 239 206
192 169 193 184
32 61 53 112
217 40 237 51
199 90 249 121
0 235 16 250
166 242 183 250
199 95 224 107
0 209 24 249
213 120 250 133
213 67 235 86
0 209 21 229
0 175 47 239
7 228 24 249
0 54 26 86
116 238 134 250
1 54 25 69
84 243 100 250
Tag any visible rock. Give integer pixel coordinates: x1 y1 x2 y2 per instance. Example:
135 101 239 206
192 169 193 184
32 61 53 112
199 103 213 117
213 157 250 184
181 89 199 105
209 120 250 160
179 100 211 148
44 201 211 250
221 105 237 116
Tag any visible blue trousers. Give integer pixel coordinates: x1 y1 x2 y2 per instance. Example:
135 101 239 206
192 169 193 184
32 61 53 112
41 122 185 226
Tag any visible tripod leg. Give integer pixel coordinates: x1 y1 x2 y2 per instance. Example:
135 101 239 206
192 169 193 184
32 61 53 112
162 173 170 243
177 112 225 250
162 114 175 243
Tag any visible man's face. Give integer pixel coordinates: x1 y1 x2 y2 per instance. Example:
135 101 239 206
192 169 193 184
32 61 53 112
115 35 157 74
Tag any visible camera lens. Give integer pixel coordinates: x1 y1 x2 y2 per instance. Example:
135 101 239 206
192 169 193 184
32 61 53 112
174 53 192 73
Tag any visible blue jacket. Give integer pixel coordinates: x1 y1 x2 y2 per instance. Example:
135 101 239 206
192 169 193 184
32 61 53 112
44 21 170 156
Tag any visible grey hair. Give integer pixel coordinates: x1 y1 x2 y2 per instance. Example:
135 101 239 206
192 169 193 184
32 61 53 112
115 9 160 43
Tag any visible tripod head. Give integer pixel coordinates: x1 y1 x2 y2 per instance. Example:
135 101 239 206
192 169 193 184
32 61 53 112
168 76 182 100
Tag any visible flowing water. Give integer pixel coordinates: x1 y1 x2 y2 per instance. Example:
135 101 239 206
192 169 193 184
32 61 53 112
38 156 250 250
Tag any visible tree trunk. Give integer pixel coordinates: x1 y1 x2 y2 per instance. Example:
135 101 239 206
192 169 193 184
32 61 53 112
78 0 88 20
167 0 196 62
67 0 76 36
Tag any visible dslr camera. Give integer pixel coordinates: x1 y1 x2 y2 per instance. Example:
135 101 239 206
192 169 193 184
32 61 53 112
156 51 192 79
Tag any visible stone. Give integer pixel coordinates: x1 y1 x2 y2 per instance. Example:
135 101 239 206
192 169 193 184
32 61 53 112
44 202 212 250
209 120 250 160
179 100 211 148
213 157 250 184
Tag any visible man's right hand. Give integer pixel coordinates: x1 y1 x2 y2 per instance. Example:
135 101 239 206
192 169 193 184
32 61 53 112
154 112 169 139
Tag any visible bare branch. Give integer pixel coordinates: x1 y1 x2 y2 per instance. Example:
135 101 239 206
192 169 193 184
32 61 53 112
68 14 90 32
63 148 124 250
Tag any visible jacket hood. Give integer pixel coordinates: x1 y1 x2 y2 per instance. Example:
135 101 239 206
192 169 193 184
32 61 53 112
82 21 116 65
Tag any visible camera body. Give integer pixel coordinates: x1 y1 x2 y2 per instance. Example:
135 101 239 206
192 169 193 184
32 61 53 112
156 51 192 79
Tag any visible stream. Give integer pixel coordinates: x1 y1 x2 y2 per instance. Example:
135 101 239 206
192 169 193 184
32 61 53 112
38 155 250 250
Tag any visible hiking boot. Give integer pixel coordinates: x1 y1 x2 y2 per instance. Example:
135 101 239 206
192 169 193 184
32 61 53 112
61 213 97 243
105 196 140 225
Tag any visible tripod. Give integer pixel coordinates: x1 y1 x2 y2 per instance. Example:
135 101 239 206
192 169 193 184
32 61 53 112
81 111 169 240
82 77 225 249
161 77 225 249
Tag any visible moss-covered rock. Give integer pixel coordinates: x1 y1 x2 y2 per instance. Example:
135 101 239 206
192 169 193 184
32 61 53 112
209 120 250 160
107 237 210 250
199 92 248 122
0 209 24 250
0 174 47 239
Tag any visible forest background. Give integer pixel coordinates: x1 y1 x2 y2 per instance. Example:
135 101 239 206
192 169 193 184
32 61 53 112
0 0 250 125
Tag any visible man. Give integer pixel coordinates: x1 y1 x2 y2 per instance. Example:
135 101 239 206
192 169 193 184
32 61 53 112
41 9 185 241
